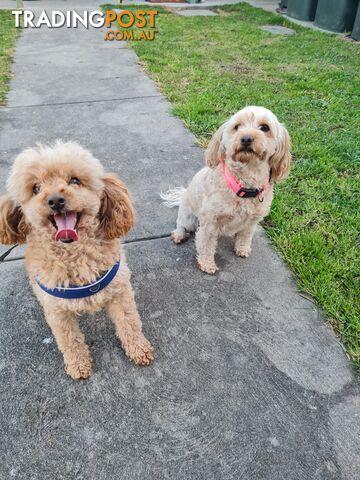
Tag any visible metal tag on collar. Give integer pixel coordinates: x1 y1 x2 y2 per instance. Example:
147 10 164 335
258 191 264 202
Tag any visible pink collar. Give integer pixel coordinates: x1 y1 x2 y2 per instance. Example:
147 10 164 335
223 163 271 200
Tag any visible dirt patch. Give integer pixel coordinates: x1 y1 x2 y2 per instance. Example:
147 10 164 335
218 61 281 84
218 61 263 76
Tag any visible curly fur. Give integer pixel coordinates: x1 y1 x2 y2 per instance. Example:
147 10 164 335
0 141 153 379
162 106 291 274
0 194 28 244
99 174 135 240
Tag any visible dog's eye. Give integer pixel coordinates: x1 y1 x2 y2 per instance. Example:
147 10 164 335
234 124 241 130
33 184 41 195
259 124 270 132
69 177 81 186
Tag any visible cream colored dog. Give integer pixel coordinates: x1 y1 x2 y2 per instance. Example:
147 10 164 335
0 142 154 379
162 106 291 274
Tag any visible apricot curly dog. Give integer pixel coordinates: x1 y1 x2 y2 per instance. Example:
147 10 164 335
0 141 154 379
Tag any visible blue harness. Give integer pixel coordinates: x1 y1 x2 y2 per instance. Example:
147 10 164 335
35 260 120 299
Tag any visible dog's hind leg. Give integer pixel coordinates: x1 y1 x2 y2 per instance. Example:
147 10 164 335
107 282 154 366
171 201 197 244
44 307 92 380
195 221 219 274
234 219 258 258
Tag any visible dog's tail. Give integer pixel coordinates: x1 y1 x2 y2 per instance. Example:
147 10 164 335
160 187 186 208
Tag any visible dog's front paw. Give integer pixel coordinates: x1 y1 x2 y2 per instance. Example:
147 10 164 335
64 347 93 380
234 246 252 258
197 258 219 275
127 336 154 366
171 230 190 244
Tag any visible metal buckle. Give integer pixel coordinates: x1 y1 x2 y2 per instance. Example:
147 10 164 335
237 187 259 198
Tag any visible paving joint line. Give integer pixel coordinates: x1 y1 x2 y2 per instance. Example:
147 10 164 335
124 233 171 245
3 94 162 110
0 233 171 264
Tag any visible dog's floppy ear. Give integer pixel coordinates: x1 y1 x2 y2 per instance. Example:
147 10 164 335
205 124 225 169
98 174 135 240
0 195 28 245
270 125 291 182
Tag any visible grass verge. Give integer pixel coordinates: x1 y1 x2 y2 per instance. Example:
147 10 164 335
103 3 360 370
0 10 20 105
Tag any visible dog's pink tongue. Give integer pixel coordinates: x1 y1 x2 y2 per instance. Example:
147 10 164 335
54 212 78 242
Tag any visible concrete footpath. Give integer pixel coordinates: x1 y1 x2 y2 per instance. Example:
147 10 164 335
0 1 359 479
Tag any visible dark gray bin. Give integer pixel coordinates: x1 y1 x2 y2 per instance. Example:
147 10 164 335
314 0 358 32
351 3 360 39
287 0 318 21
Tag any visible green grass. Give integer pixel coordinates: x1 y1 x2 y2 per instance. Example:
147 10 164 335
103 3 360 369
0 10 19 105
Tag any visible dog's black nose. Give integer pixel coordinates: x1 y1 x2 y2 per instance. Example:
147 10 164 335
241 135 254 147
48 194 66 212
